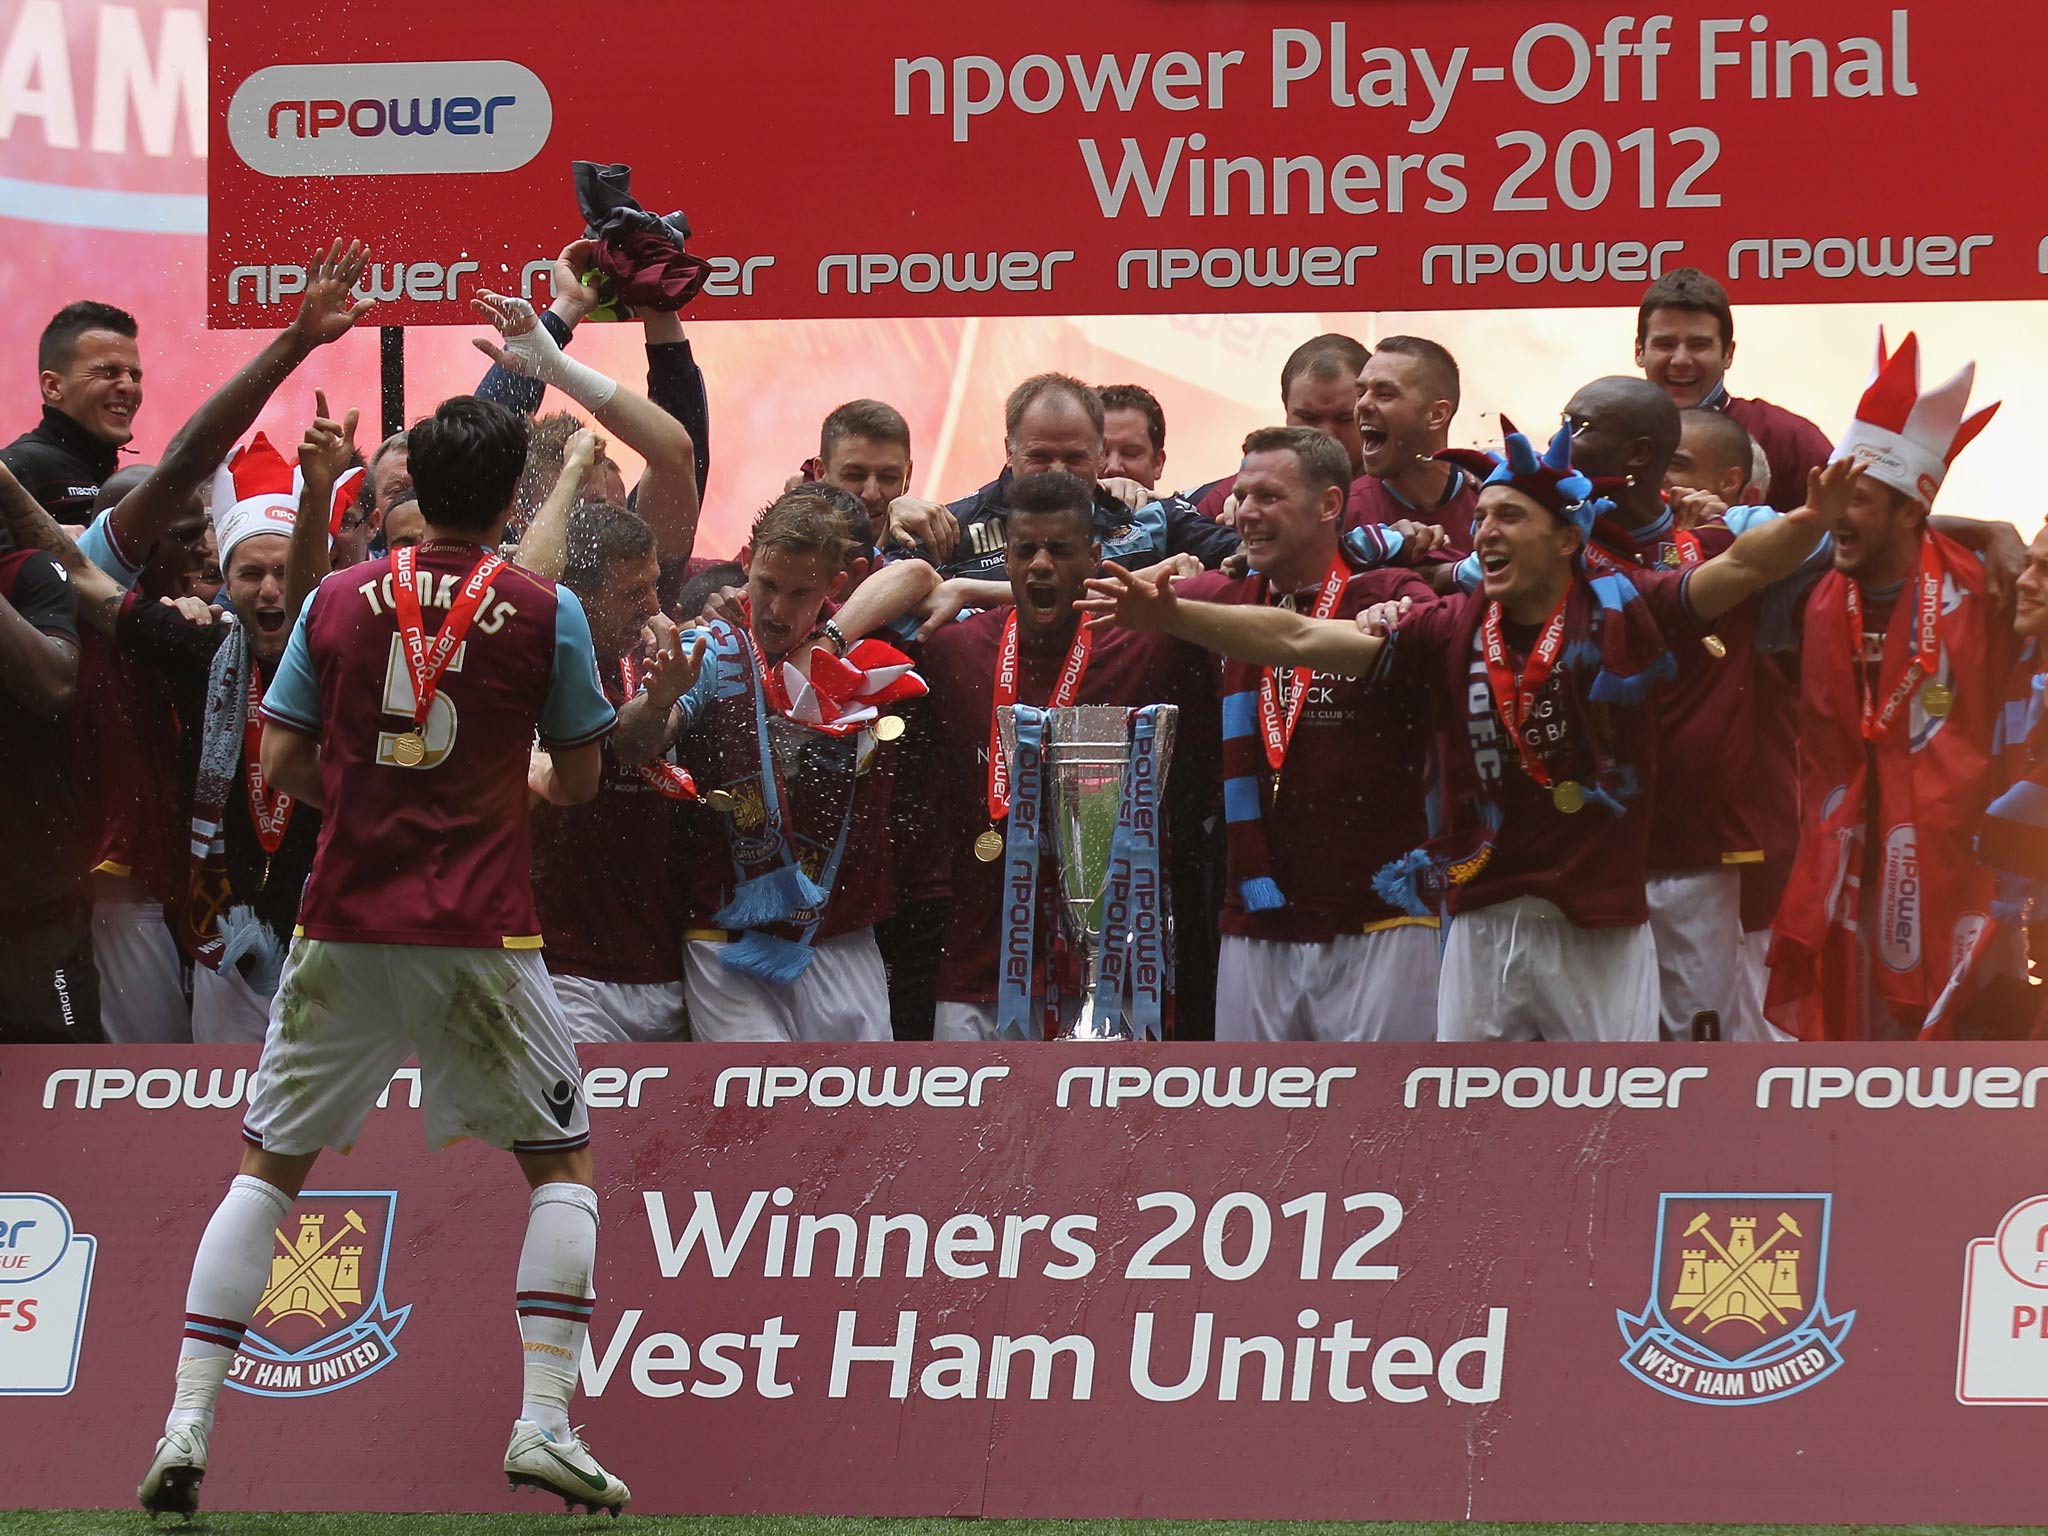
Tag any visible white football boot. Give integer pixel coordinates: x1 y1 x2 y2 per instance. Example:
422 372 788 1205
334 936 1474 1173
504 1420 631 1516
138 1420 208 1518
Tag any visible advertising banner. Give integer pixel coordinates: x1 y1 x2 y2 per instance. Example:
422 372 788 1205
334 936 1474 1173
204 0 2048 327
3 1043 2046 1520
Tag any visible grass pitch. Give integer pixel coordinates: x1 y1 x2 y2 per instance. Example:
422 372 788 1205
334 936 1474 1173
3 1519 2042 1536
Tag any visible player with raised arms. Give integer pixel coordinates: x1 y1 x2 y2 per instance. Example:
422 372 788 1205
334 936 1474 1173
138 353 640 1516
1081 424 1858 1041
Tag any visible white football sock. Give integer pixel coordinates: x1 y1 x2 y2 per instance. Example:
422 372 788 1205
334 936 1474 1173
168 1174 292 1434
515 1182 599 1440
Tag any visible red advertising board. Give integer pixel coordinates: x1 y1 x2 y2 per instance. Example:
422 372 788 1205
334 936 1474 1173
4 1043 2047 1520
205 1 2048 327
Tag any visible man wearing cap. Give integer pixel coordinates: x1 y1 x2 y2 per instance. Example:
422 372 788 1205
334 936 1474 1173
1084 422 1852 1041
1769 334 2010 1040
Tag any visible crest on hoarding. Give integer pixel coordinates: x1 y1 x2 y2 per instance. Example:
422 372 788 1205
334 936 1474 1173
1618 1193 1852 1404
225 1191 410 1398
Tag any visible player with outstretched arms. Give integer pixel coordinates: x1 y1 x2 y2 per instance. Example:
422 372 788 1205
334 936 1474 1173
138 377 649 1517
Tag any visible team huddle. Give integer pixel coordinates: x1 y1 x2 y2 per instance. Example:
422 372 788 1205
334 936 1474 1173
0 235 2042 1516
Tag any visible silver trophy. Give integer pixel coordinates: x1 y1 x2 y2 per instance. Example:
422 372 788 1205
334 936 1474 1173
998 704 1178 1040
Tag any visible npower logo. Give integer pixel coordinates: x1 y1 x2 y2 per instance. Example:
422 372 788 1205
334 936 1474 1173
227 61 551 178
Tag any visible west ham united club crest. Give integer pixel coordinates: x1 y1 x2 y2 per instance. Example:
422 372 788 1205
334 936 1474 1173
225 1191 411 1399
1617 1193 1854 1404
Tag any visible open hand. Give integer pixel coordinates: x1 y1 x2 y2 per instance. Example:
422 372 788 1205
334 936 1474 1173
289 239 376 345
639 614 707 708
1077 560 1179 632
470 291 549 373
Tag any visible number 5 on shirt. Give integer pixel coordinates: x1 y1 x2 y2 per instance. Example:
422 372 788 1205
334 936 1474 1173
376 633 463 769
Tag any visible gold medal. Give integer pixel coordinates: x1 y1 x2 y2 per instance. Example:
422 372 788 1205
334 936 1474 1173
1701 634 1728 660
1551 779 1586 815
706 789 737 814
873 714 905 742
973 827 1005 862
391 730 427 768
1922 680 1954 718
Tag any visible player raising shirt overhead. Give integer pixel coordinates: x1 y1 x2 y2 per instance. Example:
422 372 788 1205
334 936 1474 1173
137 393 629 1518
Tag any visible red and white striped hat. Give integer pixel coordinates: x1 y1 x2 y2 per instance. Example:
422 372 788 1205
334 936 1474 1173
208 433 366 565
1830 330 1998 506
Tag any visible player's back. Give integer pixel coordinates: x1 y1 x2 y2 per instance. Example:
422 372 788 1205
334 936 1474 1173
261 539 614 949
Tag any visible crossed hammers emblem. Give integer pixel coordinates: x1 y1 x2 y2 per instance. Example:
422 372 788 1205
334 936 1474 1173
1677 1209 1804 1327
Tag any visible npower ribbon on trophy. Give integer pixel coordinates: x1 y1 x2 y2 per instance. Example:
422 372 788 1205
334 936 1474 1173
995 704 1177 1041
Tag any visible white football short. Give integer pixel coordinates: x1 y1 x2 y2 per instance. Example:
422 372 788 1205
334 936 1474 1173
1438 896 1658 1042
683 928 891 1042
241 940 589 1158
191 960 270 1044
90 884 190 1045
1215 924 1441 1043
1646 868 1755 1041
551 973 688 1043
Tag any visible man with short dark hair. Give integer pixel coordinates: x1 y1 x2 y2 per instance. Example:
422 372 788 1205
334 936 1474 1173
1099 383 1167 490
1772 335 2010 1040
134 366 632 1518
1172 425 1441 1041
918 470 1215 1038
1636 268 1831 513
2 300 142 518
0 460 91 1041
1190 334 1370 518
812 399 914 547
530 496 703 1043
1349 334 1480 554
1666 406 1756 514
1086 422 1844 1042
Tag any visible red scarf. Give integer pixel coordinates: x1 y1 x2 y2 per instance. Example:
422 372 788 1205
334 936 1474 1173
1769 528 2000 1039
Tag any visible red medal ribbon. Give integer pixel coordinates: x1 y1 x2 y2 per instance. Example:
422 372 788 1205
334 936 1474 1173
241 669 292 855
1846 537 1943 742
1256 556 1347 775
987 610 1094 820
1482 585 1573 791
391 544 504 732
619 652 699 801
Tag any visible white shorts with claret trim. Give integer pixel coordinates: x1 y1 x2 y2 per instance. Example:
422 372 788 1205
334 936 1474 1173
1438 896 1658 1043
683 928 891 1042
241 940 589 1158
1216 925 1440 1042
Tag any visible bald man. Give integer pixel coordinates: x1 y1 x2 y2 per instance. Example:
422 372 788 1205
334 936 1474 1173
1558 376 1796 1041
